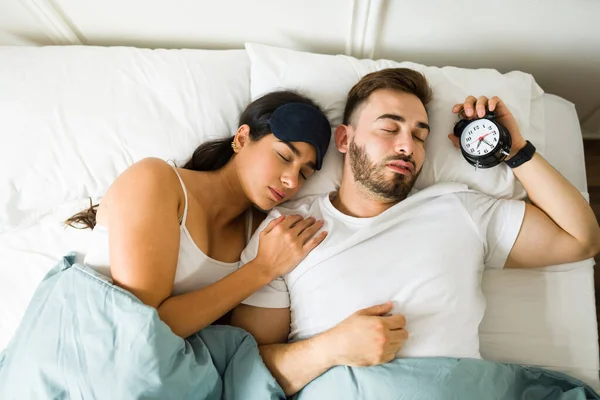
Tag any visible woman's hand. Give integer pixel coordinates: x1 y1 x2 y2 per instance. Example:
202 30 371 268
254 214 328 279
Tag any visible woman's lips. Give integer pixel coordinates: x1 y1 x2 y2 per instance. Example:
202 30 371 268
269 187 285 201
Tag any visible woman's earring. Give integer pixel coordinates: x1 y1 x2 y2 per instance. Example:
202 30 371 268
231 141 238 151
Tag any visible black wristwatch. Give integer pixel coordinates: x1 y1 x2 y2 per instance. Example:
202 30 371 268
505 140 536 168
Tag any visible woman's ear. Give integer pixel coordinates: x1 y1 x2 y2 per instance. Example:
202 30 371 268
334 124 351 154
233 124 251 152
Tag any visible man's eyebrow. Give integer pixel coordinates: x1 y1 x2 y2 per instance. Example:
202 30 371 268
279 140 317 170
375 113 430 133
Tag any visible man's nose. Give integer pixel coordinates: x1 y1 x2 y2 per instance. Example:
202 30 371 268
394 133 415 156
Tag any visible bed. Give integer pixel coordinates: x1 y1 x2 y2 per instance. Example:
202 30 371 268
0 45 597 391
480 94 599 388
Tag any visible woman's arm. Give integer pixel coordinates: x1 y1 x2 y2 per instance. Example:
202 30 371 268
158 260 272 337
103 159 326 337
104 158 183 309
160 213 327 337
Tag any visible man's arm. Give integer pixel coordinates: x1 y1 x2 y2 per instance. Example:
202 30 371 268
258 334 339 396
452 96 600 269
232 302 407 396
231 304 335 395
505 152 600 268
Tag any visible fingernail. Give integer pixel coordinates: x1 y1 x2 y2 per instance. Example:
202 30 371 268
466 108 472 116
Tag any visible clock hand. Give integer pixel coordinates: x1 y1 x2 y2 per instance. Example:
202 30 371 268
483 138 493 147
477 132 494 141
476 139 482 149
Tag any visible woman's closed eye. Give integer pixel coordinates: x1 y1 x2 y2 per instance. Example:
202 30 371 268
278 152 308 180
277 152 290 163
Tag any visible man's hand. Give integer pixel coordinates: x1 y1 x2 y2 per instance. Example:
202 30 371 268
238 302 408 396
325 302 408 366
447 96 527 159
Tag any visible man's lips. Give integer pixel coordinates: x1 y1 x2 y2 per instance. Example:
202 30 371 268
387 160 415 175
269 187 285 201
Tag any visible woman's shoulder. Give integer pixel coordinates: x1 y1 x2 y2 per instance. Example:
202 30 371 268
128 157 177 176
99 158 184 222
112 158 182 196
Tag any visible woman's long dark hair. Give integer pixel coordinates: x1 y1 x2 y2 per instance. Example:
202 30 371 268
65 90 325 229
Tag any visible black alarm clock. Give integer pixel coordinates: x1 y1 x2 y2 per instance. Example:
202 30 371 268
453 110 512 169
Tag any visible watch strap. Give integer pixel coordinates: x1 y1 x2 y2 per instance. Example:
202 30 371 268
505 140 536 168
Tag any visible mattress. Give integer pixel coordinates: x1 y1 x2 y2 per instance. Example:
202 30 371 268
480 94 599 389
0 93 597 389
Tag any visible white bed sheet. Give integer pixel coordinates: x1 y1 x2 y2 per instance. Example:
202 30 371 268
0 199 95 351
0 94 598 389
480 94 599 389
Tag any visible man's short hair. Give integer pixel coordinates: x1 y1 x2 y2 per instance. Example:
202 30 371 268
343 68 433 126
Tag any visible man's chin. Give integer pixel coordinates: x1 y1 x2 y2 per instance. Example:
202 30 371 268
366 183 413 202
389 173 414 187
389 179 417 200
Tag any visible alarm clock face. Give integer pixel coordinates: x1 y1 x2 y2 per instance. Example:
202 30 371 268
460 118 500 157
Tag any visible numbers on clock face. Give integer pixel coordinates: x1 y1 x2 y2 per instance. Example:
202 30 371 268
460 119 499 156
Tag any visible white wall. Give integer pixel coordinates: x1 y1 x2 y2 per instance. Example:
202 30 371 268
376 0 600 138
1 0 599 137
54 0 352 55
0 0 53 45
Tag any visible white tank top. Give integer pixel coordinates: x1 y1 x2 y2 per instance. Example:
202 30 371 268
84 164 253 296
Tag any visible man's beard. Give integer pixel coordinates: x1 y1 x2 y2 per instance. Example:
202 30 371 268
348 140 420 202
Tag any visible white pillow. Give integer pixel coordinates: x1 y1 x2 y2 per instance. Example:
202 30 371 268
0 46 251 231
245 43 545 200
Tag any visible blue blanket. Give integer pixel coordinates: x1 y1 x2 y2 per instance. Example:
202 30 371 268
1 255 598 399
0 255 284 399
295 359 600 400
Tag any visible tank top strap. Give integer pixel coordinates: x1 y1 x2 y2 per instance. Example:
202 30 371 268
167 161 189 226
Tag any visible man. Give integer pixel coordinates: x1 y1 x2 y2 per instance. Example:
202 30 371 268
231 68 600 396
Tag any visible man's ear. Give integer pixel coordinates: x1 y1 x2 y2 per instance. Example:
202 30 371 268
233 124 251 152
335 124 351 154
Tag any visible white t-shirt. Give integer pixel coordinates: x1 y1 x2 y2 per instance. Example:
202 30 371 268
240 182 525 359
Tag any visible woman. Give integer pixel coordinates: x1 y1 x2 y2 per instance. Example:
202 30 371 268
66 91 331 339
